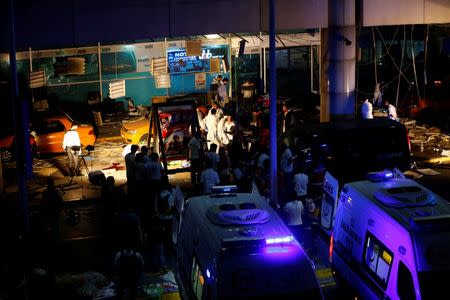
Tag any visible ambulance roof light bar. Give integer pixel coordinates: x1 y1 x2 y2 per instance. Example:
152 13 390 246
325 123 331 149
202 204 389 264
367 169 394 182
211 185 238 195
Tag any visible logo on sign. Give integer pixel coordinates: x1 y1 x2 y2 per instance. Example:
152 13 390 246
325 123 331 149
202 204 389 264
324 180 334 195
174 52 186 58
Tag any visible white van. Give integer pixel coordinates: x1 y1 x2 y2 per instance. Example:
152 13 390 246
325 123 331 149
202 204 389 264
176 187 323 300
330 176 450 300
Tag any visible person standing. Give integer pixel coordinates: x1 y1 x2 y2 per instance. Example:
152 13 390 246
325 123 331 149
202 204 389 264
216 78 230 108
62 124 81 176
222 116 235 150
114 248 145 300
384 100 398 121
217 147 231 184
145 152 164 212
204 108 219 148
41 177 63 242
282 102 296 133
280 142 295 201
125 144 139 199
40 177 64 293
154 175 175 272
209 74 222 104
206 144 220 171
188 131 201 184
293 171 309 201
200 160 220 194
101 176 125 229
373 82 384 107
216 116 227 149
283 198 305 245
139 146 150 163
210 103 224 120
361 98 374 119
241 80 256 114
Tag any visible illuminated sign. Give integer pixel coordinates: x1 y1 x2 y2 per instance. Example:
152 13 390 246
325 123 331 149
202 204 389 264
321 172 339 230
167 46 227 74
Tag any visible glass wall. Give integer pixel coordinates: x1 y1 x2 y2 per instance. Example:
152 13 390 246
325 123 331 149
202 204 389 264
232 52 261 95
0 42 230 110
265 46 318 108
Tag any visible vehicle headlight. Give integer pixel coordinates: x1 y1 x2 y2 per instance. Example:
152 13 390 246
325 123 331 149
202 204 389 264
127 130 137 135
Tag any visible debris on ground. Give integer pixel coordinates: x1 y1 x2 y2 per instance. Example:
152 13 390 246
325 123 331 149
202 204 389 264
406 120 450 165
138 271 180 300
403 170 423 179
416 168 440 176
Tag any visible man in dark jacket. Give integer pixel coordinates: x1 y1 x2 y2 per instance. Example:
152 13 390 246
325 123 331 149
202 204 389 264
282 102 296 133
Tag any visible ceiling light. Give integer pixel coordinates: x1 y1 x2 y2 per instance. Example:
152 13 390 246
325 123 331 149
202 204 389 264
205 34 220 39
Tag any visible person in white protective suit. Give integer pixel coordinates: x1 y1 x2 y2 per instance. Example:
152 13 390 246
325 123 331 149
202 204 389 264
221 115 235 150
204 108 219 148
216 116 227 149
197 109 206 132
361 99 373 119
209 103 224 120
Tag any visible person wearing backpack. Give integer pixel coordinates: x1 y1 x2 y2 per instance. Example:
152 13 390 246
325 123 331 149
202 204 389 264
114 248 145 300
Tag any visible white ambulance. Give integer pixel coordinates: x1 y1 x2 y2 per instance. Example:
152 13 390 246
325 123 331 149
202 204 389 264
176 186 323 300
329 176 450 300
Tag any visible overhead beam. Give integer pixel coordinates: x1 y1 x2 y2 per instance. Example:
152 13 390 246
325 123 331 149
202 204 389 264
1 0 449 52
362 0 450 26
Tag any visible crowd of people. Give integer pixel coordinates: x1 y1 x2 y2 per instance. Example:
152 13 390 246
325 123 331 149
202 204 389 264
45 77 328 298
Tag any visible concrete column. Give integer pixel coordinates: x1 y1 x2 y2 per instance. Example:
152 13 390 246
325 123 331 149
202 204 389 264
8 0 30 237
320 0 356 121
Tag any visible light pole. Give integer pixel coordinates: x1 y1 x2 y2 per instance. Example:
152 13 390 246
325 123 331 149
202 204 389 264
269 0 278 206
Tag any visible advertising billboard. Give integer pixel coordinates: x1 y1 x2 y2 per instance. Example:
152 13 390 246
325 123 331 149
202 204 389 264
167 46 227 74
150 101 199 173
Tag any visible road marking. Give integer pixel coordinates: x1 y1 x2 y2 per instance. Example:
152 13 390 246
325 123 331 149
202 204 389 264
316 268 333 279
320 281 337 288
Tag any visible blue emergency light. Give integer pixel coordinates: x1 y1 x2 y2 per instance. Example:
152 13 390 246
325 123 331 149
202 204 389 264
212 185 238 194
367 170 394 182
265 235 294 245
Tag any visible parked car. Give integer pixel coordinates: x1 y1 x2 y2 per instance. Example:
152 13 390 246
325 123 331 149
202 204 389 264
120 103 209 145
120 116 150 145
0 130 36 163
0 112 96 162
31 112 96 154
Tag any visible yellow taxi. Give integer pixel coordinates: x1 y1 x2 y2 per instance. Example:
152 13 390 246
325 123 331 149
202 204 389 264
120 116 150 145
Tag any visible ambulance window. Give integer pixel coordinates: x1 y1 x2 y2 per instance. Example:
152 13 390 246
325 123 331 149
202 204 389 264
363 232 394 289
191 257 205 300
397 261 416 300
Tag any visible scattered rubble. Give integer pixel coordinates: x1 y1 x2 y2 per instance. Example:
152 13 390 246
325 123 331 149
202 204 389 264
406 120 450 164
